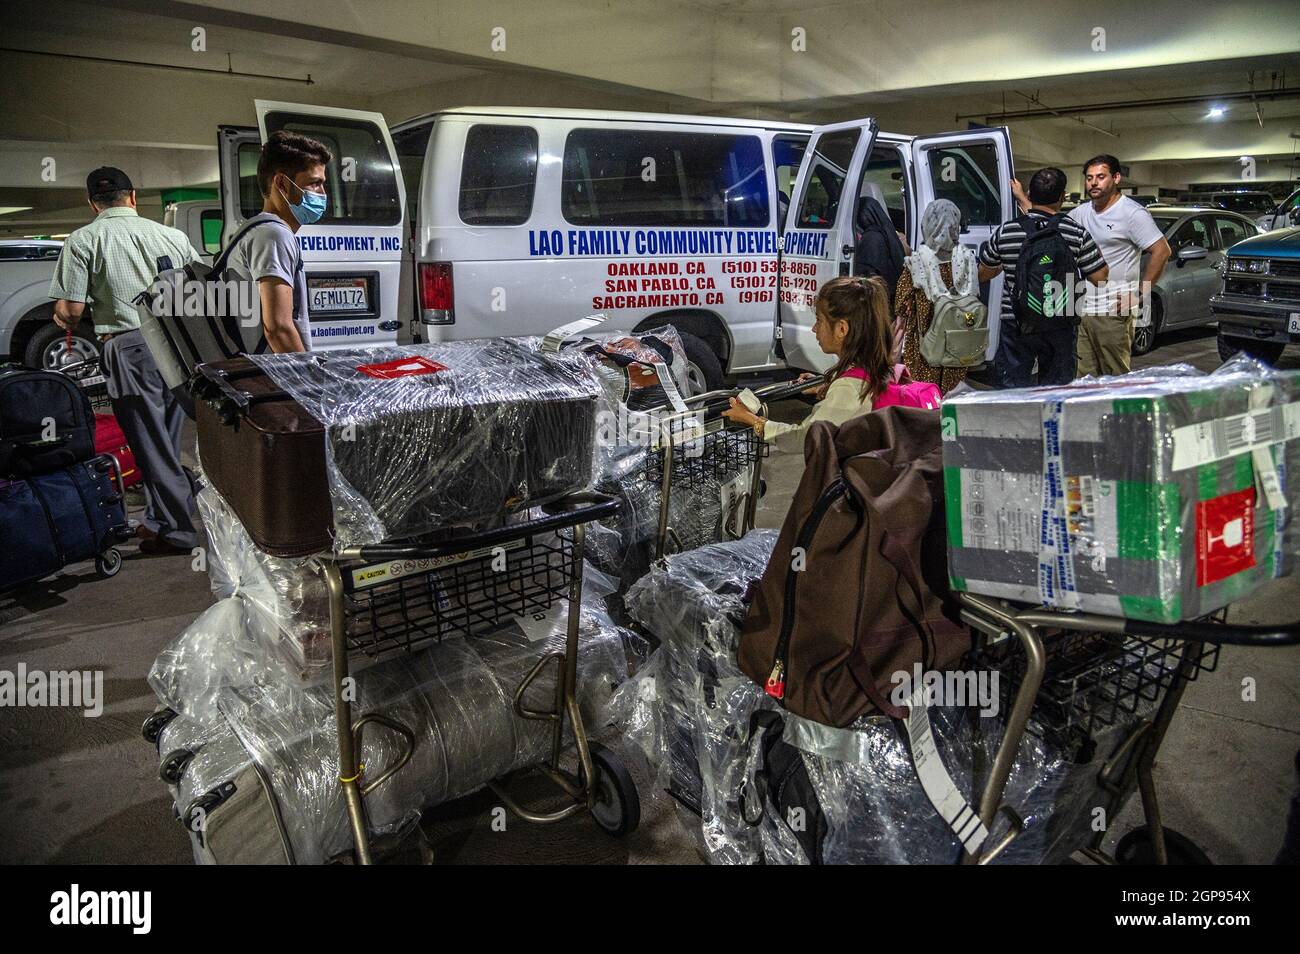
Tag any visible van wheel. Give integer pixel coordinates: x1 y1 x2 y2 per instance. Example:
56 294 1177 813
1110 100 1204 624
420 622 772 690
24 320 100 371
677 333 724 396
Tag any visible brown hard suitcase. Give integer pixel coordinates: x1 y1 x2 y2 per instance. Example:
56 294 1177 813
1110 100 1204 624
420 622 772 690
195 357 334 556
194 342 598 556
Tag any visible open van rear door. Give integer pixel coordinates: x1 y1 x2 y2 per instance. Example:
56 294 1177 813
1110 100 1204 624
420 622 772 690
910 127 1014 362
213 101 407 351
777 118 877 372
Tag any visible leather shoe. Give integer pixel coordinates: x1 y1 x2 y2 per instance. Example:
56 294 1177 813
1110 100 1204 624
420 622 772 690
139 536 190 557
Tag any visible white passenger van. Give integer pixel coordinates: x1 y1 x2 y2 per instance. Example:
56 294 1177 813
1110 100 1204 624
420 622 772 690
219 103 1014 384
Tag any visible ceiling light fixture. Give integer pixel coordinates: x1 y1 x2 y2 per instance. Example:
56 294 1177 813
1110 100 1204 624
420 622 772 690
1206 105 1226 119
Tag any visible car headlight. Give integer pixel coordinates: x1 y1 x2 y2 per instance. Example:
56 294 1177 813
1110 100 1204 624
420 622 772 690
1227 258 1268 274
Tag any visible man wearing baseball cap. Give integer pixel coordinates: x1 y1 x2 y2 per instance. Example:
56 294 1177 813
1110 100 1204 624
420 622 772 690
48 167 202 556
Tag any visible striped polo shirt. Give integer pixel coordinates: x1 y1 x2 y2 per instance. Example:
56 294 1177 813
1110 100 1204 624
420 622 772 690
977 209 1106 323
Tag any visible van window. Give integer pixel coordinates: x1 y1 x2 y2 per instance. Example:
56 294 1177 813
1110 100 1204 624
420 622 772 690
237 141 261 219
459 125 539 226
562 129 768 227
922 142 1001 227
262 111 401 226
795 127 860 229
393 122 434 223
199 209 224 255
857 145 907 234
772 135 808 232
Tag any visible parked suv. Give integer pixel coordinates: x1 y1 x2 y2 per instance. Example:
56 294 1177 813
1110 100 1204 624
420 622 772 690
1210 225 1300 363
0 239 103 369
1131 205 1258 355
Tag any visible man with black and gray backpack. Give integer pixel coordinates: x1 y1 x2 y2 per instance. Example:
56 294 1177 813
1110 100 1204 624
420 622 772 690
977 167 1109 388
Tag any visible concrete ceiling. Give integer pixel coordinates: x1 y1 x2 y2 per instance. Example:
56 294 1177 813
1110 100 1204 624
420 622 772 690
1 0 1298 235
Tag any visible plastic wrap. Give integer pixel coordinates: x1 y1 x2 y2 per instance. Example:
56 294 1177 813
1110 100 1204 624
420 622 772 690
197 484 332 678
614 530 779 863
247 339 600 548
616 531 1154 864
157 592 633 864
943 355 1300 622
584 462 732 605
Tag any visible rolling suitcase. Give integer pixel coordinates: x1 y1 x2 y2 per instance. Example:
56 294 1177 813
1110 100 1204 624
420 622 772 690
0 456 131 591
93 413 141 490
193 340 599 555
0 364 96 477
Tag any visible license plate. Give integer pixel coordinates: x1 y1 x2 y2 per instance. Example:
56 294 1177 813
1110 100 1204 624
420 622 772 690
308 276 370 314
77 374 106 388
1290 312 1300 335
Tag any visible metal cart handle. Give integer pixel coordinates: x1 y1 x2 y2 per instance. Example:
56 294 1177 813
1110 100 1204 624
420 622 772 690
338 491 620 562
1010 608 1300 647
684 373 827 416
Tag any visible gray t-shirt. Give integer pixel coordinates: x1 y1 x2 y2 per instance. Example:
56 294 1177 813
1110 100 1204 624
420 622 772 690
222 212 312 351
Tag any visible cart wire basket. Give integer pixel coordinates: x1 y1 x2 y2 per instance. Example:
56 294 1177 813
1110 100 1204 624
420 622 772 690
967 619 1223 760
341 531 575 660
956 594 1297 865
311 492 641 864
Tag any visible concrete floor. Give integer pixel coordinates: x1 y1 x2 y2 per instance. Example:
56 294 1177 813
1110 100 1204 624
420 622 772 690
1 324 1297 864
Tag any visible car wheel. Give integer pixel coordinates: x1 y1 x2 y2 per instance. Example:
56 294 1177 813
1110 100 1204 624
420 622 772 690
24 320 100 371
676 332 725 396
1217 331 1285 366
1130 299 1162 357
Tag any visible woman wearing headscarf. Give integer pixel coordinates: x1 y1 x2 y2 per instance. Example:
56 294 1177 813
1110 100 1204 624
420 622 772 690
894 199 980 392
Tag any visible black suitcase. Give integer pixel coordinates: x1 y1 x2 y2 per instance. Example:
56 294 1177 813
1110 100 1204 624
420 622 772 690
0 457 131 591
0 364 97 477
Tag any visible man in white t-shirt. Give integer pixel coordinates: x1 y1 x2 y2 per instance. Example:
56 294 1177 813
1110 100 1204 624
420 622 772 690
1067 155 1171 376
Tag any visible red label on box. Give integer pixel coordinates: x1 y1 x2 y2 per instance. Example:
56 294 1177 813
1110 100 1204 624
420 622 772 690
355 356 447 379
1195 487 1255 586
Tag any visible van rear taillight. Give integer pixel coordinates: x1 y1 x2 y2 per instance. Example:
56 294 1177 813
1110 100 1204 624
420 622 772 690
418 262 454 324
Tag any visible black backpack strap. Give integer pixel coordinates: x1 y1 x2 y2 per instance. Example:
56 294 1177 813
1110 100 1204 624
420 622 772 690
211 217 285 279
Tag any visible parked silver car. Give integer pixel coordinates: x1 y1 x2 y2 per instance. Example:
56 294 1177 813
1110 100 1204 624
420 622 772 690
0 239 103 369
1131 205 1259 355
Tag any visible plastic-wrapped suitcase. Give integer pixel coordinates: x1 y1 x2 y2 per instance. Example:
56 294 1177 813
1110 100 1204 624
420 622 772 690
150 607 630 865
193 340 599 555
0 457 130 591
617 532 1148 865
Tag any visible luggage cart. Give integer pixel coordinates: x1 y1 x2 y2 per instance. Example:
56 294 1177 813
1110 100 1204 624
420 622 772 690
648 374 825 558
311 492 639 865
954 593 1300 865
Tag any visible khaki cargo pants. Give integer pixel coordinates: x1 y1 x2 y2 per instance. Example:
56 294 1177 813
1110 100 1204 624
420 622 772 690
1077 311 1133 378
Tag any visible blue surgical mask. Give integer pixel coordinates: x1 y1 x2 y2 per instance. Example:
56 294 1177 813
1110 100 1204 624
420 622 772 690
278 175 327 226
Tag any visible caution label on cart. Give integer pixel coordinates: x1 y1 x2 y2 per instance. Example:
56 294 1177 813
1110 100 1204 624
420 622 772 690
349 539 526 590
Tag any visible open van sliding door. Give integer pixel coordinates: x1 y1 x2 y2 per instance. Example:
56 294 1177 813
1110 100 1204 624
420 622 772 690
909 127 1014 362
776 118 877 373
213 101 407 351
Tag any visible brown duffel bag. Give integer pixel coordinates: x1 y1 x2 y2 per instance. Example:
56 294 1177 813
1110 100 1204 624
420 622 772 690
738 405 970 727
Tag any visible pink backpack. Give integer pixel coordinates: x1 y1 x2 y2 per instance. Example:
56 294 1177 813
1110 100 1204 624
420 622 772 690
841 365 941 410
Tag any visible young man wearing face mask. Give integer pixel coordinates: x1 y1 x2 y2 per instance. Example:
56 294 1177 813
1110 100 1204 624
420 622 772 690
223 130 332 353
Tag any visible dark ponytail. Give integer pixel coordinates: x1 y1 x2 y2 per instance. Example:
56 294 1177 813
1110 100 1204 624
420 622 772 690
818 275 892 403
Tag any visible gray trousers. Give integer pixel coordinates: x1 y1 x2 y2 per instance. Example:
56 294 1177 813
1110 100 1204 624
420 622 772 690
101 329 200 548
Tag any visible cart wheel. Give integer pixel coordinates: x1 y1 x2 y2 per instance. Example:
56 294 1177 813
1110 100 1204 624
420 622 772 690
159 748 196 785
1115 825 1213 866
96 548 122 578
142 707 178 745
587 741 640 837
